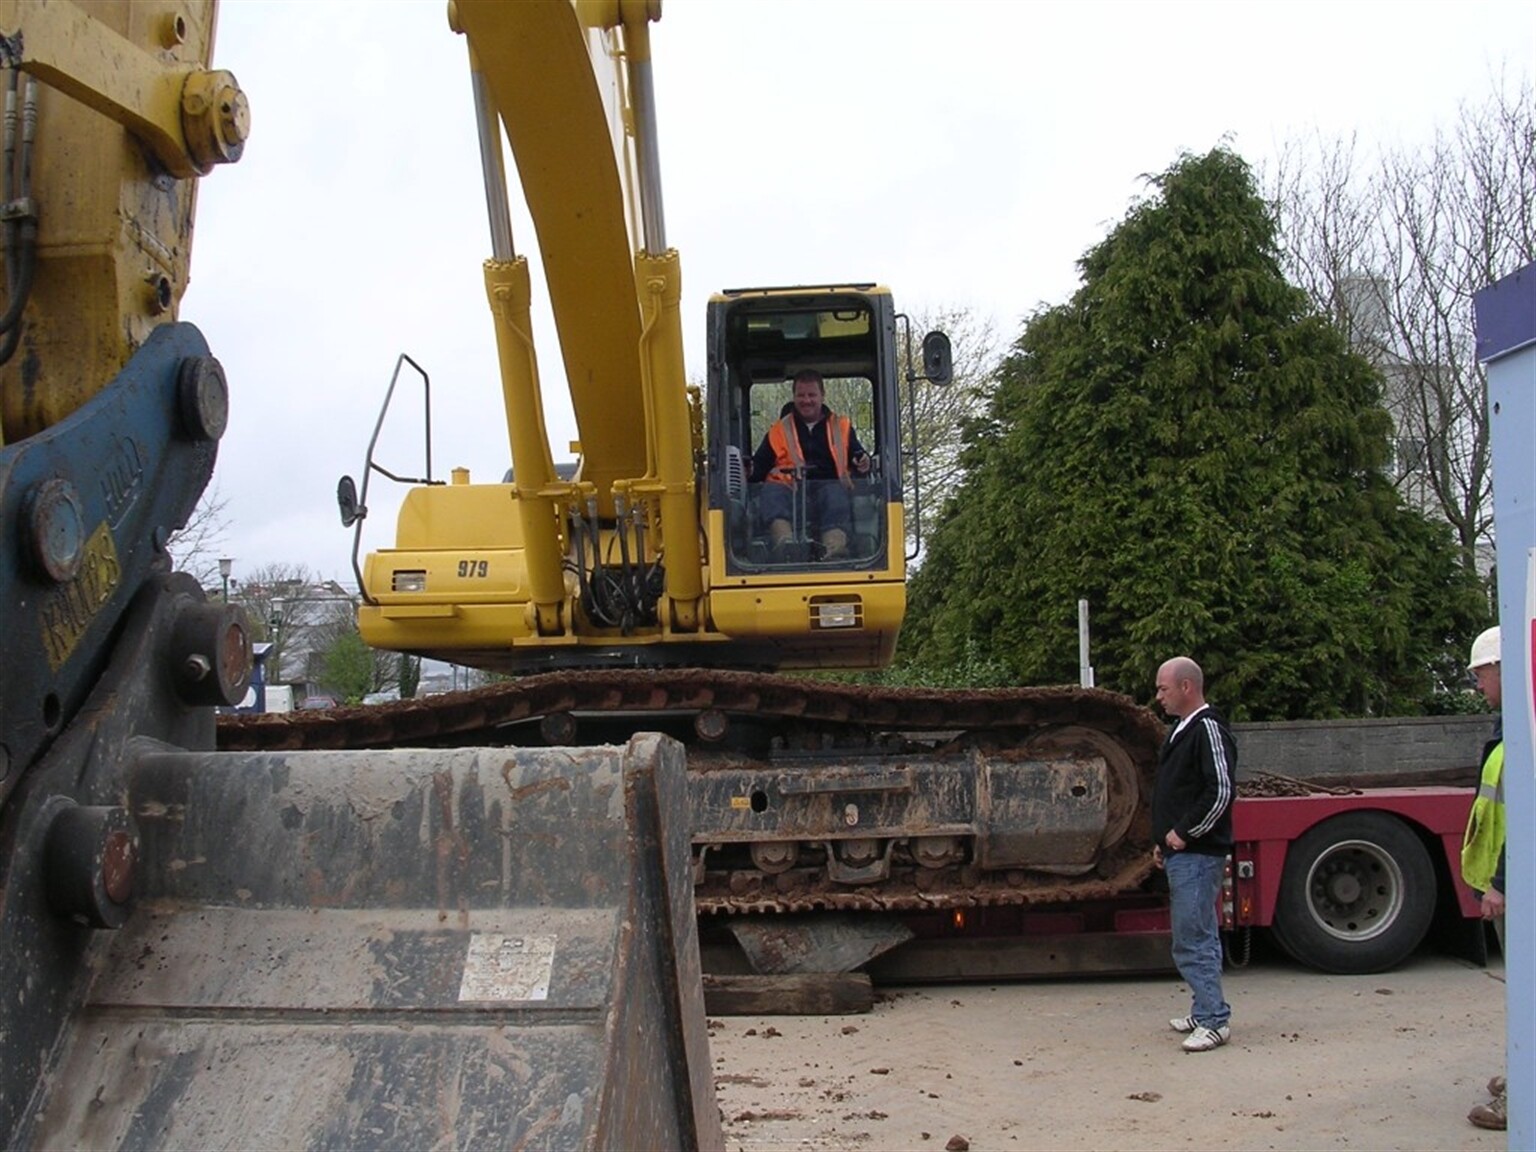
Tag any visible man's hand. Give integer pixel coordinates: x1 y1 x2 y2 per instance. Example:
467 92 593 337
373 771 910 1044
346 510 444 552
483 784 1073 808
1152 844 1164 870
1165 830 1186 851
852 451 871 475
1482 888 1505 920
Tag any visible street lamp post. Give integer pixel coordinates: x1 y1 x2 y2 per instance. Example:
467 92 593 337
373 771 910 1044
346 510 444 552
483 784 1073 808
270 597 285 682
218 557 233 603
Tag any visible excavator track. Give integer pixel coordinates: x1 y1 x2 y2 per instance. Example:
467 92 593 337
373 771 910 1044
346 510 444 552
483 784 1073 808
219 670 1167 916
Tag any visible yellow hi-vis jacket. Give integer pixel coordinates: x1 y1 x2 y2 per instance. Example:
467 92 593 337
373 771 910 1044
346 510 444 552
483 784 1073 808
1461 741 1505 893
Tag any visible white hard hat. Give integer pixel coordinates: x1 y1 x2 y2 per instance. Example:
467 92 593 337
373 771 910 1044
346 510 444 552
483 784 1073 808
1468 626 1501 670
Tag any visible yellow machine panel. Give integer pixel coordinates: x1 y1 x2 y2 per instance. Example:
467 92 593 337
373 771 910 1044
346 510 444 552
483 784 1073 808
0 0 245 443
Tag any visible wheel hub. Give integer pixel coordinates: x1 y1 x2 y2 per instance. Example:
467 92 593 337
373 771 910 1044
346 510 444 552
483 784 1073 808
1323 870 1363 906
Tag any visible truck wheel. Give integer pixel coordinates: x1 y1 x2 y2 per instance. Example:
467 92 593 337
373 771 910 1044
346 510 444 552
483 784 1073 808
1269 811 1435 975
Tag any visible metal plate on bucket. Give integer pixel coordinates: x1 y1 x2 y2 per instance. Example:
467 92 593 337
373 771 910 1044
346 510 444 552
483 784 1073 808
459 933 557 1001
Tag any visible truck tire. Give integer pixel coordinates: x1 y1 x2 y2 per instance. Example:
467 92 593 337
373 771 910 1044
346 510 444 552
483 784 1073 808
1269 811 1436 975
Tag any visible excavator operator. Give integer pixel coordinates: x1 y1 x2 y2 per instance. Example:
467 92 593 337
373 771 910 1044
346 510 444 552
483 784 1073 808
750 368 872 561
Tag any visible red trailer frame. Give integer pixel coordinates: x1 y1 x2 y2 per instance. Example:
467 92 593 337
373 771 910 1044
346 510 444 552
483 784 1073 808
863 785 1481 982
1227 786 1479 973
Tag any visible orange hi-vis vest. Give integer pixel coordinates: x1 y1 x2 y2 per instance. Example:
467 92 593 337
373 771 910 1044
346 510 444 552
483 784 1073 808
766 411 853 487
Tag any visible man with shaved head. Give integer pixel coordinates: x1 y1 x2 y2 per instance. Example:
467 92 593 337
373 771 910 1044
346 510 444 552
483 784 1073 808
1152 655 1237 1052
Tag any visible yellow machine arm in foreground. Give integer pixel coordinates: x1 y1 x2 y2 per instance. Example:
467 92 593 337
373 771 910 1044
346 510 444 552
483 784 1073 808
0 7 722 1147
0 0 245 444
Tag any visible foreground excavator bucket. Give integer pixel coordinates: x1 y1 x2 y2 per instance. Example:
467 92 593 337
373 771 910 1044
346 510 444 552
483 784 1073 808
12 733 722 1150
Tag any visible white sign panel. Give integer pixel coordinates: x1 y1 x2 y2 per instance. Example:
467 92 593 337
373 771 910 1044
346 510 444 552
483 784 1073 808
1527 546 1536 779
457 933 557 1002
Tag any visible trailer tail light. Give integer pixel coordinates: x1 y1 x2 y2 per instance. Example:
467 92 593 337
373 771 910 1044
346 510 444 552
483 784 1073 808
1228 852 1256 926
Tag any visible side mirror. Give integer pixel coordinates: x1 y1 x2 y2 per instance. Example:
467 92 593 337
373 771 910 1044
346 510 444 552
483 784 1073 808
922 331 953 386
337 475 365 528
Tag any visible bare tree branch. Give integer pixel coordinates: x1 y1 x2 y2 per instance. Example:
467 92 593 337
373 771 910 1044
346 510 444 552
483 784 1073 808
168 484 231 586
1269 79 1534 583
898 304 1004 549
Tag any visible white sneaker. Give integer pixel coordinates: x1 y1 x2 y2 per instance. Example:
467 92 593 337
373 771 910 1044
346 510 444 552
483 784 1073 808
1169 1016 1197 1033
1181 1024 1230 1052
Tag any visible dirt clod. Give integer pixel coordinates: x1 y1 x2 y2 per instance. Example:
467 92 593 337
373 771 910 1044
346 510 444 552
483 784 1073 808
946 1137 970 1151
731 1109 801 1123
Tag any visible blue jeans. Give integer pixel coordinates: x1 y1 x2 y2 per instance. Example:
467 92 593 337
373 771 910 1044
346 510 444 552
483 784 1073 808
757 479 853 538
1165 850 1230 1030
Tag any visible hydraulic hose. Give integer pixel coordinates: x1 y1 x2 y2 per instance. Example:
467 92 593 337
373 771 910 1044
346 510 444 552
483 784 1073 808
0 72 39 365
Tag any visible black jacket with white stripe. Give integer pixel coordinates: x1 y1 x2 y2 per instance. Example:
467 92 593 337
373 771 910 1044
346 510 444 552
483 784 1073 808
1152 704 1237 856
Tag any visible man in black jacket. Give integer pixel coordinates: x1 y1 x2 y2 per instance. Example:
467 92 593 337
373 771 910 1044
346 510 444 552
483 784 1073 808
1152 656 1237 1053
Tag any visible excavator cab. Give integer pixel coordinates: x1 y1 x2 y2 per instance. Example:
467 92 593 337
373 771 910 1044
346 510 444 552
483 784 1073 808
709 285 904 577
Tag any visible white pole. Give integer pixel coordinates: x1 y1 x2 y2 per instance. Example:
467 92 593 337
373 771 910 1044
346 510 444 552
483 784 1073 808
1078 598 1094 688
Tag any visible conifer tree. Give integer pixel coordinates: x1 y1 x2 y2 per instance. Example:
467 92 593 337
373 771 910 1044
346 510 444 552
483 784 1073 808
901 149 1483 720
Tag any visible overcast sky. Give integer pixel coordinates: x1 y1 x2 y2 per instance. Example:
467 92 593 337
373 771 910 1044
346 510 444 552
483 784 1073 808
182 0 1532 589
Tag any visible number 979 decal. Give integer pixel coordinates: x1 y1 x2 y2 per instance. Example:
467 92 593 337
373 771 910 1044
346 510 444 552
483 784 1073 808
457 560 489 578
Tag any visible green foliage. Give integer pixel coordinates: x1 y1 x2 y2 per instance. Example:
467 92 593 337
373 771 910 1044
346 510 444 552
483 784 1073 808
1419 688 1492 716
870 638 1017 689
900 148 1487 720
321 627 377 705
398 653 421 699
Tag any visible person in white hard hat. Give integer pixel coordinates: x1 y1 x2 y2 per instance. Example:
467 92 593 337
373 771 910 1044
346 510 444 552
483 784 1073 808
1462 625 1507 1131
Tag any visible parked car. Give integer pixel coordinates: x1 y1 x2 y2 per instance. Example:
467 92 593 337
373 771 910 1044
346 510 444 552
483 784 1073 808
299 694 338 710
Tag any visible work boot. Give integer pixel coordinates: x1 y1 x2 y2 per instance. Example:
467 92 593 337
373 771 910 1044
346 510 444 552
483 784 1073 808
1468 1092 1506 1131
820 528 849 560
769 521 807 562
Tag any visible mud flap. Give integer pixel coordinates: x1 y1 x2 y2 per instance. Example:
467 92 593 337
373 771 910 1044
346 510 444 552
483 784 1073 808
16 734 722 1151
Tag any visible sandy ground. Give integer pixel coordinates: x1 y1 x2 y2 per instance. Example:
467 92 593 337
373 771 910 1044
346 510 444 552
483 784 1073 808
708 950 1507 1152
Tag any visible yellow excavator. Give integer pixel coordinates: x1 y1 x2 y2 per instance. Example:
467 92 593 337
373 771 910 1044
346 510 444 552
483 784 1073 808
284 0 1166 935
347 0 950 674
